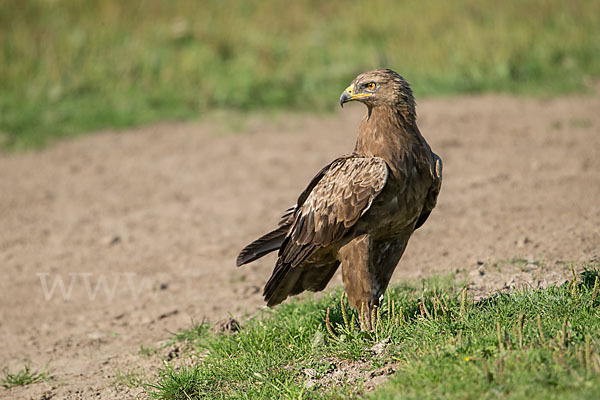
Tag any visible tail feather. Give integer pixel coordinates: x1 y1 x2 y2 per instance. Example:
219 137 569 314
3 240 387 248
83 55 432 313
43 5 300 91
264 259 339 307
236 225 289 267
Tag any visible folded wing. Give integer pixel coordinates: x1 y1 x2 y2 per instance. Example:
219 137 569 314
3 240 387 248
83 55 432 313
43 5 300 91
264 155 389 305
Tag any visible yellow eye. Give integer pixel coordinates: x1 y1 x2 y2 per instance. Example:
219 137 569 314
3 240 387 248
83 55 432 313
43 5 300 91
367 82 376 90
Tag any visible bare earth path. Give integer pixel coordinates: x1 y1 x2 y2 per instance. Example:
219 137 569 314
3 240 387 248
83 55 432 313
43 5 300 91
1 93 599 399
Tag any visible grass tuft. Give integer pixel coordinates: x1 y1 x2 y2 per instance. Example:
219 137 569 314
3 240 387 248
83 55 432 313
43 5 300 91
1 364 51 389
147 362 206 399
115 367 146 389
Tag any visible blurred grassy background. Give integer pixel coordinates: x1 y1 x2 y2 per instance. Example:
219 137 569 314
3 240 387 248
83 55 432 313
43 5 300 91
1 0 599 149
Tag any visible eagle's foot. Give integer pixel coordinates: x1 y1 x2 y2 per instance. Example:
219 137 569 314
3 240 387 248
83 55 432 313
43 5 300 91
358 301 379 331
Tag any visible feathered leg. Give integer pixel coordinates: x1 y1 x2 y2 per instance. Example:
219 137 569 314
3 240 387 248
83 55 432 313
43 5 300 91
338 234 409 330
338 234 378 329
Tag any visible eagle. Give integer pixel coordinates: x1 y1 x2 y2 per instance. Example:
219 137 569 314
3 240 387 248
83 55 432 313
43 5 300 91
237 69 442 327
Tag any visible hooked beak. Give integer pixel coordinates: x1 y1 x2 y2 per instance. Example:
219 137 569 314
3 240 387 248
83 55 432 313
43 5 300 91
340 86 353 108
339 85 372 108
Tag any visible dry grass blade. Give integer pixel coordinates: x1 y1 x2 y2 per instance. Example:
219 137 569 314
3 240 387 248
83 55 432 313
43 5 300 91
459 288 467 319
537 314 546 346
518 313 525 348
496 322 504 352
340 292 349 331
421 299 432 319
560 317 568 349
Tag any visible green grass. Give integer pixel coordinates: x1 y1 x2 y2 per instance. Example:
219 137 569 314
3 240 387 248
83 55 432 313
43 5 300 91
2 0 600 149
145 268 600 399
115 367 146 390
1 364 51 389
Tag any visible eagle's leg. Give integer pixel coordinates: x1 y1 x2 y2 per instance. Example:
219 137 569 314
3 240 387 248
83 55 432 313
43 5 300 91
338 234 379 330
339 234 410 330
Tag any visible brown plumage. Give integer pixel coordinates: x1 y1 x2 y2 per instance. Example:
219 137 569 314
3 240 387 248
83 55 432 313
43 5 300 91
237 69 442 326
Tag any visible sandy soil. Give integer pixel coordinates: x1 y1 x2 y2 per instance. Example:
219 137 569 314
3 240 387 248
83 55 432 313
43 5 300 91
1 92 599 399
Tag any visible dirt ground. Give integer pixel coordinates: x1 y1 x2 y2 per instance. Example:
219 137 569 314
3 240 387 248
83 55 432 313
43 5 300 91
1 92 599 399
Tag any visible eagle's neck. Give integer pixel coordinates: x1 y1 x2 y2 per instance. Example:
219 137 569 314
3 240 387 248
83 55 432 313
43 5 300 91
354 105 427 172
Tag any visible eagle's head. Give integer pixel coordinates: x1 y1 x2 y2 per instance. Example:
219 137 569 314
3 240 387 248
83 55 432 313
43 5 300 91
340 69 416 120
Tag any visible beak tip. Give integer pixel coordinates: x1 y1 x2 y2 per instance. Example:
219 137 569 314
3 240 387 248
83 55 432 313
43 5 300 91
339 91 351 109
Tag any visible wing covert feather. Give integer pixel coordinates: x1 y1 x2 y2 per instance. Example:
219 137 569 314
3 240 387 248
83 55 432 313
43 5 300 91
284 156 389 262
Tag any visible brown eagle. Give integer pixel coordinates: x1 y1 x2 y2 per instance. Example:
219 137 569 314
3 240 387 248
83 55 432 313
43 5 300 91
237 69 442 324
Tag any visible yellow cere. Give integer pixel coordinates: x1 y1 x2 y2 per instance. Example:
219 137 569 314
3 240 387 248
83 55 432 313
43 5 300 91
344 85 372 100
